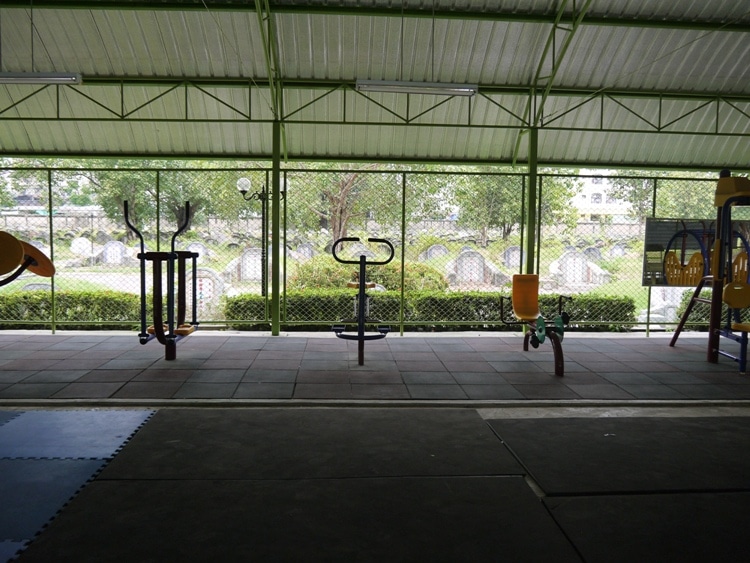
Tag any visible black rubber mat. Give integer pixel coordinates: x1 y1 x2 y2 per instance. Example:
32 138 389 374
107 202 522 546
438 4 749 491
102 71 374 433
0 410 154 562
101 408 523 480
19 477 581 562
0 459 105 540
0 541 26 563
546 492 750 563
0 410 153 459
0 411 19 426
487 416 750 494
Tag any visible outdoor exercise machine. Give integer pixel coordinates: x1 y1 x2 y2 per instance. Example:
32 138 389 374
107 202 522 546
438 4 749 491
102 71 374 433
500 274 572 376
124 201 199 361
0 230 55 286
331 237 394 365
670 170 750 372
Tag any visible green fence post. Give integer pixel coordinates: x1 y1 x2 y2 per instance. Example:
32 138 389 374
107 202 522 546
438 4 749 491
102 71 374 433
271 121 281 335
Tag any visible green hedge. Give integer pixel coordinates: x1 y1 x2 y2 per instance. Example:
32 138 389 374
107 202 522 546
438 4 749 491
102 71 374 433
223 291 637 331
0 289 637 332
288 255 448 292
0 290 140 330
675 288 750 331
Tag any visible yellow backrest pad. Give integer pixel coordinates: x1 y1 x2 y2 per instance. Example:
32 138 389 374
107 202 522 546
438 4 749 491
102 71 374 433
512 274 540 321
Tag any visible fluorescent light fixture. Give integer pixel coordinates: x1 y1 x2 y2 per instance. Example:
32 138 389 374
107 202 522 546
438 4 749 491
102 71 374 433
0 72 82 85
356 80 477 97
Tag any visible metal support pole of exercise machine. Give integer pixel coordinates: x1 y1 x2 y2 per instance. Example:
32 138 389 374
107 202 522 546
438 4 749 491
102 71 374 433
524 127 539 275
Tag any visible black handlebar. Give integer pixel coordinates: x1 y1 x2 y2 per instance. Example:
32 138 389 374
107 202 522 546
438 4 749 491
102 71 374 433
332 237 395 265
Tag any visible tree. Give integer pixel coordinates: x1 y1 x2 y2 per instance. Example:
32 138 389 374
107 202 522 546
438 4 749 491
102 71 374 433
450 169 582 246
287 164 403 244
654 175 716 220
0 157 257 231
606 174 655 223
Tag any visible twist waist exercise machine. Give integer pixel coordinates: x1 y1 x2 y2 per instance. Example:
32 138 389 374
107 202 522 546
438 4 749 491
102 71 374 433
500 274 572 376
331 237 395 365
124 201 199 361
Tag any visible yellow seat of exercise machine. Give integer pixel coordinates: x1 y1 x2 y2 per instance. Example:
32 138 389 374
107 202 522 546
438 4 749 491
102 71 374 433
723 281 750 332
0 231 24 275
20 241 56 277
175 324 196 336
715 176 750 207
147 324 195 336
512 274 541 322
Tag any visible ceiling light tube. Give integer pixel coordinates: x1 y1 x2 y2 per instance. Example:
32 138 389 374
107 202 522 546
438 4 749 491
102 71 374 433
356 80 477 97
0 72 82 85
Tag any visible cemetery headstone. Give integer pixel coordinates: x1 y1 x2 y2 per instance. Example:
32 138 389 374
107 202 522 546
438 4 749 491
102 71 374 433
456 249 485 283
503 246 522 268
240 248 264 281
187 268 224 319
100 240 128 265
559 250 588 284
583 246 602 262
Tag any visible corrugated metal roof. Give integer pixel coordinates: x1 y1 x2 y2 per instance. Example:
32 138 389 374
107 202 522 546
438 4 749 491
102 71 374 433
0 1 748 170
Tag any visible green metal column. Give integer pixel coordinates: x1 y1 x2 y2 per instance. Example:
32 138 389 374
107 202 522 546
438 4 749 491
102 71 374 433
524 127 539 274
271 120 281 335
47 169 56 333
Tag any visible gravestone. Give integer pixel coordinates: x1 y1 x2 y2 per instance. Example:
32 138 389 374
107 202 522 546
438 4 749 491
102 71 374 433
419 244 449 261
70 237 93 256
100 240 128 265
349 242 375 259
610 243 627 257
22 283 51 291
426 244 449 259
455 249 485 283
240 248 264 281
503 246 522 268
186 242 208 260
187 268 224 319
583 246 602 262
559 250 589 284
297 243 315 260
94 230 112 245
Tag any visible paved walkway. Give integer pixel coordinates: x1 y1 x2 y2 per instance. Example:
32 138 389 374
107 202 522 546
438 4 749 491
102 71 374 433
1 330 748 404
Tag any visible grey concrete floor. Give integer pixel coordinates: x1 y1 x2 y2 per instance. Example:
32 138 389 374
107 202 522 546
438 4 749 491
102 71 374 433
2 330 750 561
0 330 749 404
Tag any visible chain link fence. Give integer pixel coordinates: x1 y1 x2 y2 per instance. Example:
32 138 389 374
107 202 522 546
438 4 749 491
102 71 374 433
0 165 726 332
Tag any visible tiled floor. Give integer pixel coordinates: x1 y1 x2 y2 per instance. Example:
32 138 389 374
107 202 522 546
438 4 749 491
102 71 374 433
0 330 748 403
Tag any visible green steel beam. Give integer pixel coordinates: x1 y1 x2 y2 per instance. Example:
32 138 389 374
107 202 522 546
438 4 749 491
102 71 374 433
4 83 749 139
2 149 748 174
3 2 747 32
524 128 538 275
270 119 281 335
45 77 750 105
513 0 592 165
